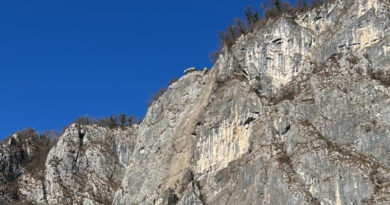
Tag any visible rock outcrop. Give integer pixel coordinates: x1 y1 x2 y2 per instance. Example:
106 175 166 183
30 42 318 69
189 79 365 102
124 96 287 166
0 129 48 204
1 0 389 204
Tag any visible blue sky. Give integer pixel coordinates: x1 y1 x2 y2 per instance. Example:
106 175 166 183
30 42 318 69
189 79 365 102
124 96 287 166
0 0 295 139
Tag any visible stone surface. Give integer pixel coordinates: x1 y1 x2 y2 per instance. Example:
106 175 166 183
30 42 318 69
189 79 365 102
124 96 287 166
0 129 45 204
0 0 390 204
184 67 197 75
44 124 137 204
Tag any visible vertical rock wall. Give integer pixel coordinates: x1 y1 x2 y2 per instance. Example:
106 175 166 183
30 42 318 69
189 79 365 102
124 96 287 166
0 0 389 204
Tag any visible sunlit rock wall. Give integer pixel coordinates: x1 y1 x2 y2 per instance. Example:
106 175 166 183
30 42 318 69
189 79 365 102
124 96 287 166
1 0 390 204
196 106 252 173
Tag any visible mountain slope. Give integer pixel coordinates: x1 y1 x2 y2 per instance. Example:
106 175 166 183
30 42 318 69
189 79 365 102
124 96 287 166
1 0 390 204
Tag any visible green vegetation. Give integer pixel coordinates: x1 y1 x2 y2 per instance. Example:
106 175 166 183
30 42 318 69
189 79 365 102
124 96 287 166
195 180 202 190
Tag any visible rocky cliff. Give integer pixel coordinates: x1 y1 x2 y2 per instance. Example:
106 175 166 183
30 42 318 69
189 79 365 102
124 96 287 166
1 0 390 204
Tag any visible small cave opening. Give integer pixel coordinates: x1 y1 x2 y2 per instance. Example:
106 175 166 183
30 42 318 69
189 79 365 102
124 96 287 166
243 117 256 125
281 124 291 135
78 129 85 147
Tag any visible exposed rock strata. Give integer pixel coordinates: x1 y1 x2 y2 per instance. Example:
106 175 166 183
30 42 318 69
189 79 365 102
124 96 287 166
1 0 389 204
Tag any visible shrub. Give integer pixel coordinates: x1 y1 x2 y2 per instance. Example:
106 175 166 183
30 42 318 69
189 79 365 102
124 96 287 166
217 6 259 51
147 76 179 108
195 180 202 190
23 129 60 179
127 115 136 125
261 0 293 20
73 114 140 129
210 0 331 63
244 7 260 32
74 116 91 125
108 116 117 129
209 50 221 63
296 0 309 10
120 114 126 127
0 128 59 201
147 88 166 108
167 76 179 87
347 56 359 65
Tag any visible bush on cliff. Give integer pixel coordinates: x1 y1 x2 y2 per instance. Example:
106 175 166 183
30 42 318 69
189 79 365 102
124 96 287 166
211 0 331 63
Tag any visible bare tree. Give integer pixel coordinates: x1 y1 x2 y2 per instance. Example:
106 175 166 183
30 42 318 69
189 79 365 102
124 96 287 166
296 0 308 9
120 114 126 127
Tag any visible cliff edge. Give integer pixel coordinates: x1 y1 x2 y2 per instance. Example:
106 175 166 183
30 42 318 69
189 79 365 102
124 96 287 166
1 0 390 204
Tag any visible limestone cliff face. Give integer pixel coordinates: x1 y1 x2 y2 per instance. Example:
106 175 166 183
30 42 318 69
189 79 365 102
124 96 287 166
1 0 390 204
44 124 136 204
0 129 42 203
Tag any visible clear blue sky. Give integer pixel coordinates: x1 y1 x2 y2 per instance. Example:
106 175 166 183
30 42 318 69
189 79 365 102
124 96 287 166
0 0 295 139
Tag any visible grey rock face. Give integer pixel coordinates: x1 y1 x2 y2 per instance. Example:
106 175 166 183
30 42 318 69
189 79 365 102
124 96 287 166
0 129 47 204
45 124 137 204
1 0 390 204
